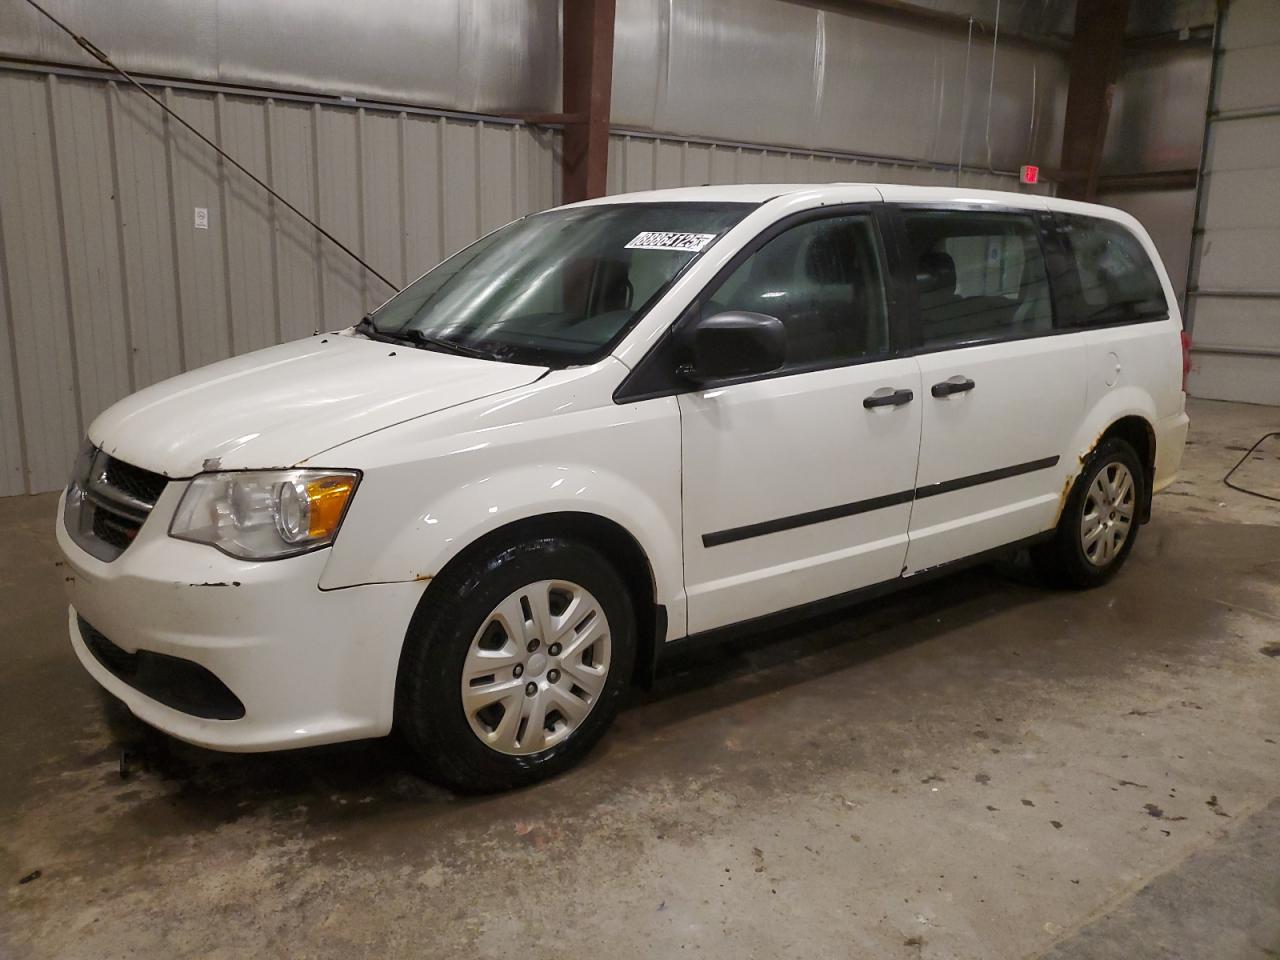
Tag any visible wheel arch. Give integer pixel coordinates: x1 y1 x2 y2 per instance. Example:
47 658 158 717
1066 387 1159 526
1097 415 1156 522
406 511 663 689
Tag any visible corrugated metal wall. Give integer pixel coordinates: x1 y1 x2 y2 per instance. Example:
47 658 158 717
0 0 1069 173
1185 0 1280 405
612 0 1067 173
0 0 1072 496
0 0 562 116
0 65 558 495
0 63 1039 498
606 131 1025 194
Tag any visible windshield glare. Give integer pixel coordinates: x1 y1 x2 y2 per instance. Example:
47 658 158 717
366 202 752 366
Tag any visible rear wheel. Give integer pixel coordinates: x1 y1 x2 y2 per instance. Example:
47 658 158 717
396 536 635 792
1032 437 1144 589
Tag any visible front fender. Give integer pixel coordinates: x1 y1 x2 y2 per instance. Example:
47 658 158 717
315 370 685 635
323 462 682 604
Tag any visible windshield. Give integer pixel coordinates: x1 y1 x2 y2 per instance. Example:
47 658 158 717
363 202 753 366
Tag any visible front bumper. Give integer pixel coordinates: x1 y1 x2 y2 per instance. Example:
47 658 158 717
56 486 428 752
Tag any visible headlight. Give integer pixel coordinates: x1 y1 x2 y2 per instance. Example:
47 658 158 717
170 470 359 560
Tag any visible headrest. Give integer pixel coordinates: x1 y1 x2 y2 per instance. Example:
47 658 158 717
917 250 957 294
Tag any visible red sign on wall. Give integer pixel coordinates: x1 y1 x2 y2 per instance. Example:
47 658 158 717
1020 164 1040 185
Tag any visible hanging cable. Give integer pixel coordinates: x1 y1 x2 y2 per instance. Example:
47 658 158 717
1028 62 1038 161
984 0 1001 172
1224 432 1280 503
17 0 397 291
956 16 974 186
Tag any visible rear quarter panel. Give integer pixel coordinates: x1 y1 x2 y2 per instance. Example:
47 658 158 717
1050 199 1187 490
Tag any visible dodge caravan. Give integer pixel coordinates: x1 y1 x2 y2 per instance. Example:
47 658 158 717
58 184 1189 791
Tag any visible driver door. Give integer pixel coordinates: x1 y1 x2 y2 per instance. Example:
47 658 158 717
677 209 924 634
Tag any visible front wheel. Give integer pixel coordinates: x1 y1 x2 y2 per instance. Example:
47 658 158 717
395 536 636 792
1032 437 1145 589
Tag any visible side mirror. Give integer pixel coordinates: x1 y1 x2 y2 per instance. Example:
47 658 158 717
677 311 787 384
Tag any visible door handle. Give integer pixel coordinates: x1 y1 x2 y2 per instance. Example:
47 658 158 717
863 387 915 409
931 375 975 398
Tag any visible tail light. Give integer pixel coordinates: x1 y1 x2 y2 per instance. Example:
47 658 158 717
1180 329 1192 392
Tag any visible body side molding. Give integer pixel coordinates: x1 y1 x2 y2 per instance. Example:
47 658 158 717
701 456 1061 547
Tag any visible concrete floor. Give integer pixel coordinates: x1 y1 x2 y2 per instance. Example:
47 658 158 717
2 397 1278 960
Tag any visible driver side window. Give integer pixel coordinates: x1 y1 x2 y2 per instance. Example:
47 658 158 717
703 214 890 370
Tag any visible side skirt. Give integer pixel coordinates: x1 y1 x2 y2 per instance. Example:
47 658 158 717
652 531 1054 672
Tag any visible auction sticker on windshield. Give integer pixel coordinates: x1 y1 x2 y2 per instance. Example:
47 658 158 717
625 231 717 252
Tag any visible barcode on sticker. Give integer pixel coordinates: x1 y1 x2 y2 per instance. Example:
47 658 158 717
625 231 716 252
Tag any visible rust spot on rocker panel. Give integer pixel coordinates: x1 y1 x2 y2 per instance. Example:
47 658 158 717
1052 431 1103 527
1051 471 1076 527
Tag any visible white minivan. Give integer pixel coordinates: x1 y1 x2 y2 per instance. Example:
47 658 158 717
58 184 1189 791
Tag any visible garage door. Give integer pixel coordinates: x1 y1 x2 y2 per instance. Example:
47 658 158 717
1186 0 1280 405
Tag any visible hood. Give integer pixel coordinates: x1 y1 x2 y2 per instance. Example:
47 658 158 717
89 334 546 476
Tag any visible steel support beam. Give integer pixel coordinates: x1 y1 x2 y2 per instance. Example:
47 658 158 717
561 0 616 203
1095 169 1200 192
1058 0 1129 201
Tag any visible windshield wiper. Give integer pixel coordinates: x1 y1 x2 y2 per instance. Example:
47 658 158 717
392 328 499 361
354 314 505 360
352 314 390 341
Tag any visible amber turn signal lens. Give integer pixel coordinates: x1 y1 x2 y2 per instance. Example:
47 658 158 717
305 476 357 538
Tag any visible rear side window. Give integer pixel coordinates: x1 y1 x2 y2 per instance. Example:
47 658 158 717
903 211 1053 348
1058 215 1168 327
702 214 889 369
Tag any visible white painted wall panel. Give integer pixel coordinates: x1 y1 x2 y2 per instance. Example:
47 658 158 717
111 83 184 388
1186 0 1280 404
1192 298 1280 352
1220 0 1280 48
1216 45 1280 114
1206 113 1280 171
168 89 233 371
0 216 25 496
266 100 323 343
441 119 481 256
1200 169 1280 231
0 73 82 493
218 94 276 354
401 115 445 284
49 78 134 431
361 109 407 289
1188 353 1280 406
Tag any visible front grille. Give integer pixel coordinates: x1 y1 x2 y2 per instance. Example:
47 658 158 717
102 456 168 505
78 616 246 721
65 448 169 562
92 507 141 551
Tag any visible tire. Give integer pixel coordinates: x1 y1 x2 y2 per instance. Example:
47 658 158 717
1031 437 1145 589
395 536 636 793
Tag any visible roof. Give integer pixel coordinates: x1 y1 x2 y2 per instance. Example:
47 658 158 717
565 183 1132 223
